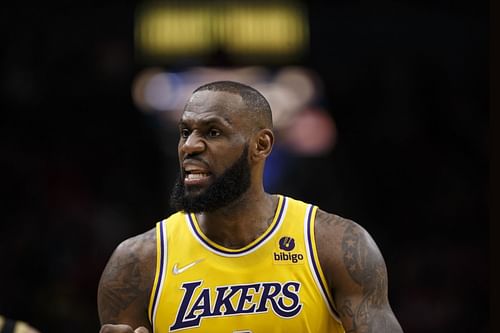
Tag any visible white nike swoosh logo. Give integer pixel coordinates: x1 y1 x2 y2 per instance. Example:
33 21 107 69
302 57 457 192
172 259 204 275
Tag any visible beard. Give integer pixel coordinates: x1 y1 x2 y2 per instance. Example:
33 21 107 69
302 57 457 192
169 145 251 213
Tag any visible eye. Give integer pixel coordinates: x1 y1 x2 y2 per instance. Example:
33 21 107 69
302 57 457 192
180 128 190 138
208 128 221 138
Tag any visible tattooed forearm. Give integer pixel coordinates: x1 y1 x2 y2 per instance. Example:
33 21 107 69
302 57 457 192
339 223 401 333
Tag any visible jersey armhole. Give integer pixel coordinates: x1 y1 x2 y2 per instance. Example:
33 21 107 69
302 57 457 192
305 205 342 322
148 220 168 330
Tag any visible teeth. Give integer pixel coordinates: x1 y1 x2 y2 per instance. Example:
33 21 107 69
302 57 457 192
186 173 209 180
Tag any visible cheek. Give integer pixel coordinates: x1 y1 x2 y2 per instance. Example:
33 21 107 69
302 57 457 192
209 149 241 174
210 160 231 176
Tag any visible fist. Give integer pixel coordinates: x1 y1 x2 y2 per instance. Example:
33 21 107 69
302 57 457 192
100 324 149 333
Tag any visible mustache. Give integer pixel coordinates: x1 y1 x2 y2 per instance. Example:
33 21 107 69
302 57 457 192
181 156 209 179
182 155 209 167
183 154 206 163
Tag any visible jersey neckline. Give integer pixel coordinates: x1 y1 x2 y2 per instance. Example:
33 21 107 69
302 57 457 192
185 195 288 257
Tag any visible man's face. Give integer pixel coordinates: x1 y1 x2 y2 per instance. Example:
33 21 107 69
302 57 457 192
170 90 252 213
170 144 251 213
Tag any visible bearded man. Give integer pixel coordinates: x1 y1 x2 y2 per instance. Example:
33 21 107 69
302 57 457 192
97 81 403 333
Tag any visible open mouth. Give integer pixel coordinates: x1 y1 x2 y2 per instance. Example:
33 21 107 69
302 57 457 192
184 170 212 185
185 171 210 180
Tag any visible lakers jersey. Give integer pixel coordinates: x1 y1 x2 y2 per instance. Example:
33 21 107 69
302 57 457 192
148 195 345 333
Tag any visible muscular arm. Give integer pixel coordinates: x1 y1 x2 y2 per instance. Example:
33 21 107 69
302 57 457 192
97 229 156 330
315 210 403 333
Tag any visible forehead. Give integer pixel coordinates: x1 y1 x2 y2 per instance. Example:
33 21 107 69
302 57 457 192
181 90 247 124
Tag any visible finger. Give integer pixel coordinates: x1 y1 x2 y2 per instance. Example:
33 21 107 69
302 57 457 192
134 327 149 333
100 324 135 333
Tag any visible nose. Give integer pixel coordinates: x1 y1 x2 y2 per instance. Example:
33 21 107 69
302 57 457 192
180 131 205 156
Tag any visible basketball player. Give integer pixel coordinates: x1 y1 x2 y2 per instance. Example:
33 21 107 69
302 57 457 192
97 81 403 333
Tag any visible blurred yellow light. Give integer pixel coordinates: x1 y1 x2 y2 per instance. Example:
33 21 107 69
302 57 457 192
136 5 213 56
135 1 308 62
224 5 307 55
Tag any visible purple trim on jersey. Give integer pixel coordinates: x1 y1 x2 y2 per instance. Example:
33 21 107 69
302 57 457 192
305 205 336 313
188 197 287 255
151 221 165 327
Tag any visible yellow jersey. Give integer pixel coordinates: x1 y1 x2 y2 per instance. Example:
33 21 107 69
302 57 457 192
148 195 345 333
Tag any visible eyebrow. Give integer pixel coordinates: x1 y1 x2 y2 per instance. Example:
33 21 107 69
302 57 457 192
178 115 233 127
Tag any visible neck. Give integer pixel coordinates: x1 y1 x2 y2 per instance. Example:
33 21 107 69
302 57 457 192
195 188 278 249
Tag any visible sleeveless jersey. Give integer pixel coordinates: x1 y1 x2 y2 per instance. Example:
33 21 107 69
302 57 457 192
148 195 345 333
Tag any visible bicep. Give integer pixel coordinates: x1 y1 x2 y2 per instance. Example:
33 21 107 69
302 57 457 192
333 223 403 332
315 211 403 332
97 237 154 330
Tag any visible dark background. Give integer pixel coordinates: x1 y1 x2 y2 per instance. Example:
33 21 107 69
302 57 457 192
1 1 488 332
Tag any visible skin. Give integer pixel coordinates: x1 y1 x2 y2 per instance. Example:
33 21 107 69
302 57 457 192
0 317 41 333
97 89 403 333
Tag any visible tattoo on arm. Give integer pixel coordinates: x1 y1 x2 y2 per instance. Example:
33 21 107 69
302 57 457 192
339 223 400 333
98 248 148 322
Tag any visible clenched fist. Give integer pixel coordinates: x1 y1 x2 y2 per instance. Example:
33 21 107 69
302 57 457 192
100 324 149 333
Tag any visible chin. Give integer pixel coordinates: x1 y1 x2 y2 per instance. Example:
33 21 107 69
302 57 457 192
184 186 206 198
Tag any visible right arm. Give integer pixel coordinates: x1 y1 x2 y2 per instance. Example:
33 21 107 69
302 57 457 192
97 229 156 332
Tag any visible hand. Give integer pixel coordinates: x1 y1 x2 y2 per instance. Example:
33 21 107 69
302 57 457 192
11 321 41 333
0 317 41 333
100 324 149 333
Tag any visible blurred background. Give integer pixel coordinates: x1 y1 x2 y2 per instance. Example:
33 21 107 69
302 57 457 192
0 0 488 332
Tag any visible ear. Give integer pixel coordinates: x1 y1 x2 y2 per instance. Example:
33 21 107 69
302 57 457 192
250 129 274 162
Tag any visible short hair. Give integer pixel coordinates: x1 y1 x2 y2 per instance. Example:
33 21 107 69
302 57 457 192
192 81 273 130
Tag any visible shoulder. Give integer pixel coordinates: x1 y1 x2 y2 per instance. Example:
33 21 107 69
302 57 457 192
314 208 376 243
113 227 157 261
101 227 157 290
314 208 370 253
97 227 157 324
313 208 385 290
314 208 378 254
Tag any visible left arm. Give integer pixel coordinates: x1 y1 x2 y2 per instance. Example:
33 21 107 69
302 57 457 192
315 210 403 333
